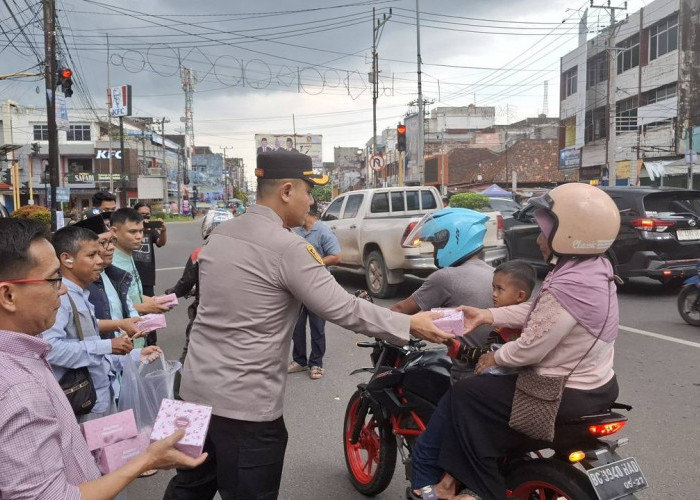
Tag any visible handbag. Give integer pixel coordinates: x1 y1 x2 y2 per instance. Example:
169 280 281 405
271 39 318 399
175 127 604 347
58 295 97 416
508 288 613 442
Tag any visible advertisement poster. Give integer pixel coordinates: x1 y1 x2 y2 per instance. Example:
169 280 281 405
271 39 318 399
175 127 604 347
254 133 322 170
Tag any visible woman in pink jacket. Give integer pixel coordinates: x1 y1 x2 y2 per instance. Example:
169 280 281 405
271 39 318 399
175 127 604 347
412 183 622 500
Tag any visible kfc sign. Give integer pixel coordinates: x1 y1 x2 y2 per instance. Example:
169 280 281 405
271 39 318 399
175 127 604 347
108 85 132 117
96 150 122 160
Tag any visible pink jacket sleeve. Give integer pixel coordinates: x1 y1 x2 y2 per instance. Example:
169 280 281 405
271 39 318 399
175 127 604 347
494 292 577 368
488 302 531 329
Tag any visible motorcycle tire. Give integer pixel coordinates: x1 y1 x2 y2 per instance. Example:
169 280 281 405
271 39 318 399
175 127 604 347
678 286 700 326
505 458 596 500
343 390 397 496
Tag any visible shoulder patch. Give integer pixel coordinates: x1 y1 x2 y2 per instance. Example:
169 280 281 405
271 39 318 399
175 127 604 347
306 244 324 265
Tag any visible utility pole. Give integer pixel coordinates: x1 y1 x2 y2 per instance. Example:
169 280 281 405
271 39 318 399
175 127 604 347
590 0 627 187
371 7 392 161
220 146 233 204
43 0 60 230
416 0 425 184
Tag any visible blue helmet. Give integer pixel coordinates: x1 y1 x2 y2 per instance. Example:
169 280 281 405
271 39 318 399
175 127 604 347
403 208 489 268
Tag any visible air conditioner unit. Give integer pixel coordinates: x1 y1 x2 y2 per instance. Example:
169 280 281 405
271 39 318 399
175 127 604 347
147 168 164 176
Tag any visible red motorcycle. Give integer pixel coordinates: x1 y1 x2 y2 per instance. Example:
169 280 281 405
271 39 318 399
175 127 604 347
343 334 647 499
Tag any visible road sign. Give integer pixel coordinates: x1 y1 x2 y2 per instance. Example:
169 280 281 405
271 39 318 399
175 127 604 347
370 154 385 172
55 187 70 202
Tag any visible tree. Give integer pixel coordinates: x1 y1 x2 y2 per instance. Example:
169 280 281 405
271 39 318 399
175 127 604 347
233 187 248 205
11 205 52 227
312 184 333 202
448 193 490 211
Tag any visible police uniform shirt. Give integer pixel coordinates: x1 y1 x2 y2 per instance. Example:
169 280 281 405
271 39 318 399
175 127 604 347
180 204 411 422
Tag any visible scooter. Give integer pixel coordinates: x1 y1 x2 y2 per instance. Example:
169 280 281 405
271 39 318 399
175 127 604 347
677 262 700 326
343 312 647 499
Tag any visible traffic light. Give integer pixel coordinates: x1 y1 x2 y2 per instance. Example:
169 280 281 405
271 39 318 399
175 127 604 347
1 169 11 185
31 143 40 155
57 67 73 97
397 124 406 152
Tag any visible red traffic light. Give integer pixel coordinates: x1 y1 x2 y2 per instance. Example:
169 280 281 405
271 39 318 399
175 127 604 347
61 68 72 79
397 124 406 134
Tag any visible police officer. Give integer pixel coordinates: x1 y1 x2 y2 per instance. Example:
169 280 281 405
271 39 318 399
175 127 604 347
165 152 454 500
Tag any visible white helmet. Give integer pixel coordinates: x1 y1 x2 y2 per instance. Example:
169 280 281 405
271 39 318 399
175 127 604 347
201 209 234 239
530 183 620 257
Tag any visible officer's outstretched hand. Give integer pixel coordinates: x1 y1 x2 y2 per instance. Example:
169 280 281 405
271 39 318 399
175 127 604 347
409 311 455 344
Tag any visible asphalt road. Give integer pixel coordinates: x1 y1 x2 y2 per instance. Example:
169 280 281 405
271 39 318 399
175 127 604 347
127 219 700 499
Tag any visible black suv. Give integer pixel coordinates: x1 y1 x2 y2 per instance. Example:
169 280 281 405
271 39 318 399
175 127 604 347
504 187 700 284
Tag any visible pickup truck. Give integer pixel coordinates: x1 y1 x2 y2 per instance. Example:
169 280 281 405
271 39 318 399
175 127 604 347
321 186 507 298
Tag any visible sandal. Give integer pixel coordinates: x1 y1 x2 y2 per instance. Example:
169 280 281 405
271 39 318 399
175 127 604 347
139 469 158 478
405 486 439 500
288 361 308 373
309 366 325 379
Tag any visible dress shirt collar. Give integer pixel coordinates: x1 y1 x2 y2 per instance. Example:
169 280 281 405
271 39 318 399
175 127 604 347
0 329 51 359
248 204 284 226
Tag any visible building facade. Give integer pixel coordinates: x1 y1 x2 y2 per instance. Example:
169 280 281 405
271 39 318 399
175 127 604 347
559 0 700 186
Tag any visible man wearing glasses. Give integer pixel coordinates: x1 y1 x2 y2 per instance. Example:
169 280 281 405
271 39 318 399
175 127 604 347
75 214 145 340
0 218 207 498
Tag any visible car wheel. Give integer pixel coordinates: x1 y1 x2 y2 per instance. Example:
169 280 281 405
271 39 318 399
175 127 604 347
365 250 398 299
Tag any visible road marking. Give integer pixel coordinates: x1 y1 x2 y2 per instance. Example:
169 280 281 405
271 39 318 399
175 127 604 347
156 266 185 272
619 324 700 349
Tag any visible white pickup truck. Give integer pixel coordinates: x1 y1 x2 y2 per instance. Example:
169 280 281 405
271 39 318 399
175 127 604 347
321 186 507 298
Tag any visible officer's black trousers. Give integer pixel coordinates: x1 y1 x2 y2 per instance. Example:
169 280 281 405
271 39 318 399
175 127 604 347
164 415 288 500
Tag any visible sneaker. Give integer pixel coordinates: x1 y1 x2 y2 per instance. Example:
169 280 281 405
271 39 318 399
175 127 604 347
288 361 308 373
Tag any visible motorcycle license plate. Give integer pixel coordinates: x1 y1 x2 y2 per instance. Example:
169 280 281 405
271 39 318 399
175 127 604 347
587 457 648 500
677 229 700 241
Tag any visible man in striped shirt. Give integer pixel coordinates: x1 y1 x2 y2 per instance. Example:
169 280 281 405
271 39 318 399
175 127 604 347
0 218 205 499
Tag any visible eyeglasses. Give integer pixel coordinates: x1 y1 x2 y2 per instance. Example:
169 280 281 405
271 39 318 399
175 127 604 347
141 214 151 220
99 237 117 249
1 274 64 291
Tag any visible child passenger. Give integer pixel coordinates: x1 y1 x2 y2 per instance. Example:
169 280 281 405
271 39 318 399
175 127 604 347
447 260 536 366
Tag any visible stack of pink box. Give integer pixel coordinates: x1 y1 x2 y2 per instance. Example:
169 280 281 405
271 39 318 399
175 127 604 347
81 409 150 474
431 308 465 336
150 399 213 458
156 293 178 307
137 313 167 331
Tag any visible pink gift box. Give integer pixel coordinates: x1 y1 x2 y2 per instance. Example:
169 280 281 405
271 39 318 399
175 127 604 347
155 293 178 307
431 308 465 336
81 409 138 451
96 433 149 474
150 399 212 458
138 313 167 331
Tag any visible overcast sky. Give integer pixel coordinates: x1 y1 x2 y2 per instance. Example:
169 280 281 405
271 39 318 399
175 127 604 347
1 0 647 185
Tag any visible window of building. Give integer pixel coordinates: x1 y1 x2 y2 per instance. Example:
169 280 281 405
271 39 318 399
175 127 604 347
563 67 577 97
585 107 607 144
616 97 638 133
649 13 678 61
616 34 639 74
67 157 93 174
33 124 49 141
342 194 364 219
586 53 607 88
644 83 677 105
67 124 91 141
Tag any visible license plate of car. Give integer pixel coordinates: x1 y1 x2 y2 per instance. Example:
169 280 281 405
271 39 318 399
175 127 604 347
587 457 648 500
677 229 700 241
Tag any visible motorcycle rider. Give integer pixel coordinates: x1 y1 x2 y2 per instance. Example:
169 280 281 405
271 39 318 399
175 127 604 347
417 183 621 500
392 208 495 382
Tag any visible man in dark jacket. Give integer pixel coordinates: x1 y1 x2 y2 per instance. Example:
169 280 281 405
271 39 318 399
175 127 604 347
74 214 144 340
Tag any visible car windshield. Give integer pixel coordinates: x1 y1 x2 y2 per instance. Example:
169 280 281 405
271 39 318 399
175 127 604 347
489 198 520 215
642 192 700 216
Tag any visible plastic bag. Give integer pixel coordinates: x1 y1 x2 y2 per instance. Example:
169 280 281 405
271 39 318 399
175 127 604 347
483 344 519 376
118 353 181 433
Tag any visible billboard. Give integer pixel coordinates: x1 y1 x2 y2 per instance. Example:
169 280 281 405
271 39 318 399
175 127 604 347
559 146 581 169
254 133 322 170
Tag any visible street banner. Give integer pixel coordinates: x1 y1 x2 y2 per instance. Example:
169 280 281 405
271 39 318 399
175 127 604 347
108 85 132 117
